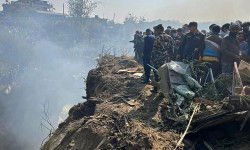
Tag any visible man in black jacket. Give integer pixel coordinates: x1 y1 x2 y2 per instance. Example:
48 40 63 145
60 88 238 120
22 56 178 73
221 22 241 73
177 22 205 61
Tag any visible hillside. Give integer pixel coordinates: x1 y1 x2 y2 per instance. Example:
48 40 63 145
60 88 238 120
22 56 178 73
40 55 179 150
41 56 250 150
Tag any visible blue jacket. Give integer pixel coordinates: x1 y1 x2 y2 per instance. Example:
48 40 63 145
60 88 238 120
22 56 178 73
143 35 155 58
203 44 220 58
240 41 249 56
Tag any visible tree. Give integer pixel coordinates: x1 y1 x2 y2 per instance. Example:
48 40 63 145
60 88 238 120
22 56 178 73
68 0 98 18
124 14 146 24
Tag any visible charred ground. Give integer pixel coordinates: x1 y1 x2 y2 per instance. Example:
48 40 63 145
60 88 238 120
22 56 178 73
41 56 250 150
41 55 180 150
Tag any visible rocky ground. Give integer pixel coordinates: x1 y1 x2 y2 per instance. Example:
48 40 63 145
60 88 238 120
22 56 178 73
40 55 180 150
41 55 250 150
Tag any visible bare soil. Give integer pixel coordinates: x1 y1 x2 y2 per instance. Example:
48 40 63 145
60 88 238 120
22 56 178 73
41 55 250 150
40 55 180 150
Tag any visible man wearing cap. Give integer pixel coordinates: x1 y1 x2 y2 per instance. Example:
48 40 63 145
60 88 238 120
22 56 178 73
221 22 241 73
151 24 174 93
177 22 205 61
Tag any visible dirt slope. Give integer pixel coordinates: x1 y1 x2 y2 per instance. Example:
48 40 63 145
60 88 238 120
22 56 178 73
40 55 179 150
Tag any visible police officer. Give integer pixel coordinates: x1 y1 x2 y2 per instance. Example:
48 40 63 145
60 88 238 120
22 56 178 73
177 22 205 61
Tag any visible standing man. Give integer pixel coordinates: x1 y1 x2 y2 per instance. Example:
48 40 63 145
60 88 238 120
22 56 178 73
170 28 177 39
151 24 174 93
175 28 185 60
208 24 216 36
238 31 249 56
177 22 205 61
182 24 189 34
165 26 172 35
202 25 222 78
220 23 230 38
141 29 155 84
170 28 178 61
221 23 241 73
177 28 184 39
134 31 144 65
242 22 250 56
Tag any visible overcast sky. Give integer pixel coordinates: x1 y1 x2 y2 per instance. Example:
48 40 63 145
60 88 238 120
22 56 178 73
0 0 250 23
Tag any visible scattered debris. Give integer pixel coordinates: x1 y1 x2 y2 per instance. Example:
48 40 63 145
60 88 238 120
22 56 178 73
41 56 250 150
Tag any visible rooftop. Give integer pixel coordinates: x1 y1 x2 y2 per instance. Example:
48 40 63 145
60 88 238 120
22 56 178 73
2 0 53 12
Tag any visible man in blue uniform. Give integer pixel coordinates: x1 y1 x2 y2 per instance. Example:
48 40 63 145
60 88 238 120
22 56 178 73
141 29 155 84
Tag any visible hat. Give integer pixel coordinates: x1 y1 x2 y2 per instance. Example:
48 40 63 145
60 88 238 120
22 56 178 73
156 24 164 31
188 22 198 27
230 22 241 30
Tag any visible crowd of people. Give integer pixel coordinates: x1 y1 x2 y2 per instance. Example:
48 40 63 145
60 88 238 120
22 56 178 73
131 21 250 93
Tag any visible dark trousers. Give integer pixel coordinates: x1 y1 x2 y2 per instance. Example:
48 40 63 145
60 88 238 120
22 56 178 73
207 61 221 78
143 57 151 82
222 62 234 74
202 61 221 84
135 50 143 65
